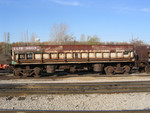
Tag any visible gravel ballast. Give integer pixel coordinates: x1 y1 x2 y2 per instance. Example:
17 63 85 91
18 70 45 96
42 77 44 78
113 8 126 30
1 74 150 111
0 93 150 110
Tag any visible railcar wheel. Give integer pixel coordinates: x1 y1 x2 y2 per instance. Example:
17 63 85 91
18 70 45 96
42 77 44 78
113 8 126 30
70 66 76 73
123 65 130 74
14 68 21 78
34 67 41 78
145 65 150 73
105 66 114 75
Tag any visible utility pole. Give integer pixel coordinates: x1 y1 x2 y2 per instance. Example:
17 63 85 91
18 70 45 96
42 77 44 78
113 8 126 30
131 32 133 40
4 32 10 55
7 32 10 55
4 32 6 55
26 29 28 45
24 33 27 45
21 32 23 42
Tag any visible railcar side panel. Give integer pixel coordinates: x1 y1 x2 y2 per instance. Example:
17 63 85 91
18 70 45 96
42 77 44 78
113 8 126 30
11 45 135 77
12 45 135 64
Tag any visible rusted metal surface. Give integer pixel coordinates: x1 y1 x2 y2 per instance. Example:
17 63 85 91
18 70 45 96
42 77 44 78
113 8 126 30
12 45 135 64
44 45 133 52
46 65 55 73
136 46 150 64
135 46 150 73
17 58 133 63
123 65 131 73
11 45 136 76
13 68 21 77
12 45 133 52
34 67 41 77
114 64 124 73
93 64 103 72
105 66 114 75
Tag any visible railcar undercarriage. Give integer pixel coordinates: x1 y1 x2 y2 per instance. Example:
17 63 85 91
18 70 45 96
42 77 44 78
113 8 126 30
13 62 134 78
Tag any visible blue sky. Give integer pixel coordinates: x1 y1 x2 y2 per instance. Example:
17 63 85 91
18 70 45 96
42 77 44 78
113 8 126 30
0 0 150 43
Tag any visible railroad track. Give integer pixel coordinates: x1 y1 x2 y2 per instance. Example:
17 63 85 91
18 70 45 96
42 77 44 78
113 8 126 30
0 72 150 80
1 81 150 96
0 110 150 113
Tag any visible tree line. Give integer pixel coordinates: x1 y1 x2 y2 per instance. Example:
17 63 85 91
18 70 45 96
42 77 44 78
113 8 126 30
0 23 147 55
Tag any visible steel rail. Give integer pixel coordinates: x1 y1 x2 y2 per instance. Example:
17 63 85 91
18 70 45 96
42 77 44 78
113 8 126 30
0 73 150 80
0 110 150 113
0 69 150 78
1 81 150 96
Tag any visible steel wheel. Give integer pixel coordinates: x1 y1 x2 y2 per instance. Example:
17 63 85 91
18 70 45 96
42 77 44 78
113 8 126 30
145 65 150 73
14 68 21 78
123 65 130 74
105 66 114 75
34 67 41 78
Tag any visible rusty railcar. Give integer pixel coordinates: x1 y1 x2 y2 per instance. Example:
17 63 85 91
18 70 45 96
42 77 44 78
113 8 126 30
135 46 150 73
12 45 135 77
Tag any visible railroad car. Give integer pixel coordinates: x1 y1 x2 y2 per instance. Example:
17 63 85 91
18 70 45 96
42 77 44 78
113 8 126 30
135 46 150 73
0 54 11 70
11 45 135 77
0 64 9 70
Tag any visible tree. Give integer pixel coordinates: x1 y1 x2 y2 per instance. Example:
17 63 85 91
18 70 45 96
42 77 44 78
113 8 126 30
80 34 85 42
130 38 146 47
87 35 100 45
50 23 74 44
30 33 36 43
